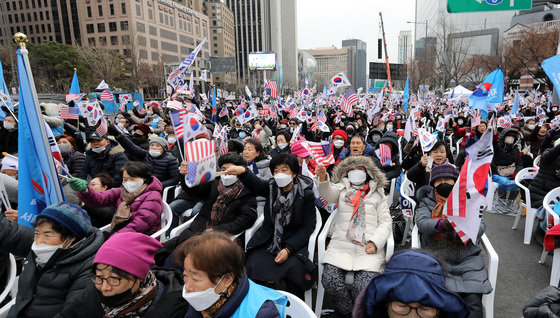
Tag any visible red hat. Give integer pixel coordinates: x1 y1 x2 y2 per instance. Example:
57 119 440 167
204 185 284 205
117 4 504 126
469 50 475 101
132 123 151 135
332 129 348 143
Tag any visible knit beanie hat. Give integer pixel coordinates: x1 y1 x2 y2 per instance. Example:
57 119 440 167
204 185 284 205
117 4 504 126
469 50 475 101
149 136 168 149
332 129 348 143
39 202 92 240
93 232 162 279
429 163 459 186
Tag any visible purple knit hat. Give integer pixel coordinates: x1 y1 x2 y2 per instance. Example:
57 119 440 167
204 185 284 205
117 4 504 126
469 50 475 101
93 232 162 279
429 163 459 186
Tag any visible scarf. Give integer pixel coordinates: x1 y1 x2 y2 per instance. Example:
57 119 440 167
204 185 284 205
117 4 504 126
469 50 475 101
344 183 370 246
210 181 244 226
248 161 259 175
102 271 158 318
110 183 148 232
431 190 448 220
201 281 238 318
267 183 299 255
432 190 463 248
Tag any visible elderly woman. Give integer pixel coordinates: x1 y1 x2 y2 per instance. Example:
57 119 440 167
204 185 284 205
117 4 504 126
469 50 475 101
84 173 115 228
69 161 163 235
353 249 468 318
178 231 287 317
54 232 188 318
243 138 273 180
56 134 86 176
315 156 392 317
416 163 492 318
406 140 450 187
269 131 292 158
225 153 317 299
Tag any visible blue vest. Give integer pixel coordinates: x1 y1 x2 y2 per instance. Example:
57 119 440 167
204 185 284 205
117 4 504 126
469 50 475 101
230 279 287 318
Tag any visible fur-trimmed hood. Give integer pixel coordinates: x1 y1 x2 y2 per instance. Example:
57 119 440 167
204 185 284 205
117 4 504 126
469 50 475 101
85 138 125 156
332 156 388 190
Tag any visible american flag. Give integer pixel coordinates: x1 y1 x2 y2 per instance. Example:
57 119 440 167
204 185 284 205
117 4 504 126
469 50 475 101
265 81 278 97
289 105 300 119
537 106 548 122
219 107 228 117
170 109 187 140
218 128 229 155
341 87 358 116
100 89 114 101
96 116 108 136
497 116 512 129
307 141 335 166
317 109 327 123
186 139 216 162
379 143 392 166
65 93 83 102
59 105 79 120
471 112 481 128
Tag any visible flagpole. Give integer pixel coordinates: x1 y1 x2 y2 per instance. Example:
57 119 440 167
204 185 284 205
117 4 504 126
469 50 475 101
15 33 64 202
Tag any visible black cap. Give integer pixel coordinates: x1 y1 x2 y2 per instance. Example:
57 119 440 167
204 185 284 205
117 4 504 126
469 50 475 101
88 131 107 141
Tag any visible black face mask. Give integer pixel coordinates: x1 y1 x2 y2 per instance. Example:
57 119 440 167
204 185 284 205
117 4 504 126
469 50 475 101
132 133 146 139
435 183 454 198
98 285 136 308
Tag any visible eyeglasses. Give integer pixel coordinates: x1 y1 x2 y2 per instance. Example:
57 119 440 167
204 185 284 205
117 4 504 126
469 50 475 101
389 301 439 318
91 275 124 287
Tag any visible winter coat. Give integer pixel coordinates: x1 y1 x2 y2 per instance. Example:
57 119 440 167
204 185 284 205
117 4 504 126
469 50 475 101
183 275 281 318
53 268 189 318
0 127 17 154
269 146 291 158
78 176 164 235
248 158 273 181
491 128 523 174
253 125 274 151
62 150 86 177
79 139 129 187
241 170 317 258
84 206 115 228
116 134 180 188
529 144 560 209
372 131 402 181
406 161 430 187
0 215 105 318
416 185 492 294
318 156 392 272
523 286 560 318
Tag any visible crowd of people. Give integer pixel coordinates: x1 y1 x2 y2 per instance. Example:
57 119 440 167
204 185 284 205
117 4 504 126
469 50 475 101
0 87 559 318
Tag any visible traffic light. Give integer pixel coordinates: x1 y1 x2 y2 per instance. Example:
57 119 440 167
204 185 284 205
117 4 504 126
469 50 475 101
378 39 382 59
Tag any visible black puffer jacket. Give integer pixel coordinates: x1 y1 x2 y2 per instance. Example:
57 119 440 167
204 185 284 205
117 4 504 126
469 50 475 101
529 143 560 209
62 150 86 177
0 215 105 318
372 131 402 181
54 268 189 318
79 139 129 187
116 134 180 188
491 128 523 174
0 127 17 154
523 286 560 318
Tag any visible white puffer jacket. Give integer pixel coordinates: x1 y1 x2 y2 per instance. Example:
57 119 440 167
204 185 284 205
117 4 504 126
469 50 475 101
318 156 392 272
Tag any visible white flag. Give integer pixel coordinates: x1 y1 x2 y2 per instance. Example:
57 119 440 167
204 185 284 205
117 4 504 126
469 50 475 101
96 80 109 90
245 86 252 98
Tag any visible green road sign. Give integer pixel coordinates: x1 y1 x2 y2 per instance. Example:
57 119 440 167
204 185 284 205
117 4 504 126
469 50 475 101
448 0 532 13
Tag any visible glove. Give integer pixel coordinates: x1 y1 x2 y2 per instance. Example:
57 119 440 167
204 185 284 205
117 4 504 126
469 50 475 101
68 177 88 192
107 124 121 137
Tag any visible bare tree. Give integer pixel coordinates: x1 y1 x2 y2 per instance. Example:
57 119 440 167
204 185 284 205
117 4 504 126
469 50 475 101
76 46 126 90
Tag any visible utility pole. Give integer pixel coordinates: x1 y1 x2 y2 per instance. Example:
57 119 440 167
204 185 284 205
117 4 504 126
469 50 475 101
379 12 393 92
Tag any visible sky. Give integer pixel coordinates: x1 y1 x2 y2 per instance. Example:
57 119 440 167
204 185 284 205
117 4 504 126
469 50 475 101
297 0 416 66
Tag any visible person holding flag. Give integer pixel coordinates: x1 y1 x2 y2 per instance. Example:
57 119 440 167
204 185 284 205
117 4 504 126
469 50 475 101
406 140 452 187
0 112 18 155
416 163 492 318
79 132 129 187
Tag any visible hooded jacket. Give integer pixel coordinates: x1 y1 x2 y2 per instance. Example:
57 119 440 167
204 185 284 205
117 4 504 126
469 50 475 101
523 286 560 318
62 150 86 177
78 176 164 235
372 131 402 181
318 156 392 272
492 128 523 173
0 215 105 318
79 139 129 187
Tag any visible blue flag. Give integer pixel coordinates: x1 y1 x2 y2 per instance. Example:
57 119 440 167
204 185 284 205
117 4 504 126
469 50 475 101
542 54 560 99
403 75 410 112
0 61 14 120
469 68 504 120
211 87 217 123
69 69 80 94
512 89 519 115
450 87 455 99
17 48 65 228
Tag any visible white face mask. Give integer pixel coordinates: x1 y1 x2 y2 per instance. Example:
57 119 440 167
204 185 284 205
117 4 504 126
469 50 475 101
386 125 393 131
117 123 126 129
4 122 15 130
348 169 367 185
168 137 177 144
280 124 287 129
333 140 345 149
220 174 238 187
457 120 464 125
123 179 144 193
277 143 288 150
31 240 66 266
274 173 293 188
182 276 225 312
58 143 72 154
527 124 536 130
149 149 162 158
91 146 106 153
504 136 515 145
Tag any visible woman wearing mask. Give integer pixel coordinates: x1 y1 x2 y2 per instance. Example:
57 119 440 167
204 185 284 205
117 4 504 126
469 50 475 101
108 125 180 188
69 162 163 235
339 135 375 160
56 134 86 177
225 153 317 299
0 113 18 155
243 138 273 180
491 129 523 215
529 123 550 158
291 141 317 174
269 131 292 158
406 140 450 187
179 231 288 317
416 164 492 318
331 130 348 163
84 174 116 227
367 129 383 147
0 202 104 318
372 131 402 184
521 118 537 147
315 157 392 317
55 232 188 318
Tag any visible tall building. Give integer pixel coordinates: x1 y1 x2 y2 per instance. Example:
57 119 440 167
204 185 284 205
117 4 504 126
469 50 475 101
225 0 298 91
342 39 367 90
1 0 210 87
305 47 352 89
398 31 413 64
204 0 236 86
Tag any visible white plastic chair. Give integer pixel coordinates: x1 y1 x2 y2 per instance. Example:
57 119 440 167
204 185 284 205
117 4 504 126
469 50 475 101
0 254 17 305
539 187 560 287
387 178 397 208
314 209 394 318
278 290 315 318
513 167 539 244
99 203 172 242
448 133 456 158
533 155 541 168
0 299 15 318
169 215 196 239
411 225 498 318
397 136 403 164
162 185 181 203
399 175 416 246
